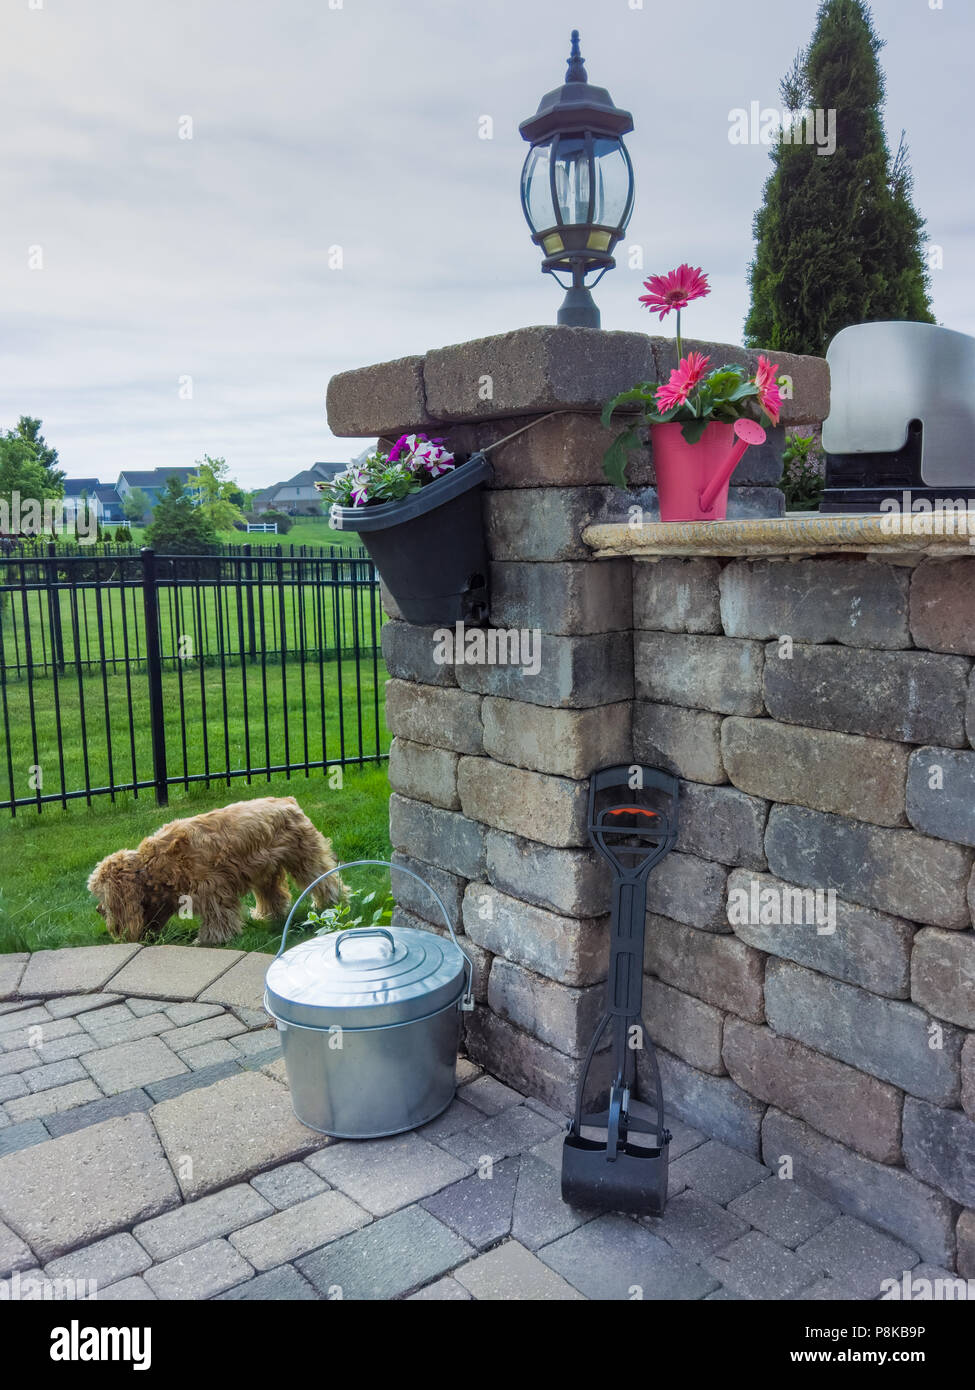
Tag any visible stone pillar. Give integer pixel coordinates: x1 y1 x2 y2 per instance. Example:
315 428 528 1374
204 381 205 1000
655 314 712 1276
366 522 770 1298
326 327 827 1115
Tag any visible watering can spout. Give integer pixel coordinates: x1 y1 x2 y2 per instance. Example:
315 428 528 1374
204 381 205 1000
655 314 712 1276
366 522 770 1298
699 419 767 515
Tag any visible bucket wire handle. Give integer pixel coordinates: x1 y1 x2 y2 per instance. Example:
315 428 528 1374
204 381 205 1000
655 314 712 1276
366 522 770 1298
274 858 475 1009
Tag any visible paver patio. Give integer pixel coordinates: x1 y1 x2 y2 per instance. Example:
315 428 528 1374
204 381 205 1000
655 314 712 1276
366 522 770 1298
0 945 935 1300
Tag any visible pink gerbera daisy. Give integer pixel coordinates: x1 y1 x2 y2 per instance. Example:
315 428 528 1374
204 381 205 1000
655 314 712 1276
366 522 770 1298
754 355 782 426
655 352 711 413
639 264 711 321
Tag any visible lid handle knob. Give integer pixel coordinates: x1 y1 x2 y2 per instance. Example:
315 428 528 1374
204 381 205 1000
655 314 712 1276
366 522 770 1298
334 927 395 962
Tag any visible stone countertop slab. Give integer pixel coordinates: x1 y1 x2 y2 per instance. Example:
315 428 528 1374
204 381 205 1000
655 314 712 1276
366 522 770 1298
584 511 975 560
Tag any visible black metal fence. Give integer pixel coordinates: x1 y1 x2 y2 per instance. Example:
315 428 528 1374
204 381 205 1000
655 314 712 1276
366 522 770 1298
0 538 364 562
0 547 388 814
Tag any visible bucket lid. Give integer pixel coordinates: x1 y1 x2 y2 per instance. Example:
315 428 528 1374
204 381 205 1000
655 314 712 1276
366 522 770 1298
264 926 467 1030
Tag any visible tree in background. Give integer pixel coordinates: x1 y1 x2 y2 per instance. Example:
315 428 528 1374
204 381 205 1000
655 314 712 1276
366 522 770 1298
745 0 935 357
11 417 63 491
122 487 152 525
144 476 219 554
0 417 64 527
190 455 246 534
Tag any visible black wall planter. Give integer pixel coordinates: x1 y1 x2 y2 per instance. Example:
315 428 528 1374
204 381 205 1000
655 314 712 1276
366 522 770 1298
330 454 493 626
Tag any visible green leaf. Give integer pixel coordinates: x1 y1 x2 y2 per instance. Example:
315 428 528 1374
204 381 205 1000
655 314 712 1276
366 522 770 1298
600 385 659 430
681 418 710 445
602 440 629 490
601 426 644 490
705 370 745 402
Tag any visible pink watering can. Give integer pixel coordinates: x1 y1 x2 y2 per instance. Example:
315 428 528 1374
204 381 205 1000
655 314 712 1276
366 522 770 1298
651 418 768 523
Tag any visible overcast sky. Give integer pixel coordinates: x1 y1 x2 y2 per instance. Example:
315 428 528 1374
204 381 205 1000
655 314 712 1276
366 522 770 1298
1 0 971 489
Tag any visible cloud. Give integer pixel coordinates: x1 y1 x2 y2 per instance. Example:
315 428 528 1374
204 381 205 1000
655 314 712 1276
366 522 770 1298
0 0 969 488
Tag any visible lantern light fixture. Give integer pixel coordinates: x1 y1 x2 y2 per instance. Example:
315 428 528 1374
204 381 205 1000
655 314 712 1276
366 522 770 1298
519 30 635 330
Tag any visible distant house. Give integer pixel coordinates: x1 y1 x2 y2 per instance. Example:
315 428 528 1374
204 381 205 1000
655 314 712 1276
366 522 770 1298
253 462 347 515
94 484 125 523
60 478 124 525
61 478 101 523
116 467 199 520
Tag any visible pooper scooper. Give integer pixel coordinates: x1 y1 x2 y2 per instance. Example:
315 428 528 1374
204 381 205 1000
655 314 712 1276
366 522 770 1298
561 766 679 1217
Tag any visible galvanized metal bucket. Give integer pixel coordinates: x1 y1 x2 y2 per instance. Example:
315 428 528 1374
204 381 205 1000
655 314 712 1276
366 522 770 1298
264 861 474 1139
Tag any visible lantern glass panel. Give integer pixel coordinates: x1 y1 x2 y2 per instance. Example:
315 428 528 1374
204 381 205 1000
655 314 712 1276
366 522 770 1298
552 135 590 226
590 137 633 229
522 143 555 234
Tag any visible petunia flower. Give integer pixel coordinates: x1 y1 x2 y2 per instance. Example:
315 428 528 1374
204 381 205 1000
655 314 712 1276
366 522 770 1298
389 433 425 463
413 442 456 477
639 264 711 321
424 447 456 477
347 469 370 506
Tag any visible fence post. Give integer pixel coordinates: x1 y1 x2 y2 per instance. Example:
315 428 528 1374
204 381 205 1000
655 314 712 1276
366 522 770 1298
46 542 65 674
243 543 257 659
140 547 169 806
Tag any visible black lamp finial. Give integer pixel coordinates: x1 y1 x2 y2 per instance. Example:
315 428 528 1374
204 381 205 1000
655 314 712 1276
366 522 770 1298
566 29 588 84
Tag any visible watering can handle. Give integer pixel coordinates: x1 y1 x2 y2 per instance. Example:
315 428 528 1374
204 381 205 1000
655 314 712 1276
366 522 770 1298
698 418 767 515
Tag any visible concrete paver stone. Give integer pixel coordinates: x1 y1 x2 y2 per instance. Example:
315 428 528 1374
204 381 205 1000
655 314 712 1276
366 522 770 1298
150 1070 329 1199
0 1113 180 1263
105 946 243 1001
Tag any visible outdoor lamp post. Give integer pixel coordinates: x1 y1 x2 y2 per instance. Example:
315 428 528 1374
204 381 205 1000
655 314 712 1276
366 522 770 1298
519 29 635 330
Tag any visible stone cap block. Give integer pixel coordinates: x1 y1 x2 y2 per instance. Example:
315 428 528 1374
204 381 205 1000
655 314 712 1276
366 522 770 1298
326 355 432 438
652 338 830 426
325 329 829 441
424 326 656 423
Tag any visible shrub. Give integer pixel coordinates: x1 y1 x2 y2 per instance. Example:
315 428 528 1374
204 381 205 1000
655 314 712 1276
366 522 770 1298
782 432 826 511
144 477 221 578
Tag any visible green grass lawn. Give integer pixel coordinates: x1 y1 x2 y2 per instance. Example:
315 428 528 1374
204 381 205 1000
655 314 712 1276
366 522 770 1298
265 520 364 552
0 764 392 956
118 519 364 553
1 650 388 809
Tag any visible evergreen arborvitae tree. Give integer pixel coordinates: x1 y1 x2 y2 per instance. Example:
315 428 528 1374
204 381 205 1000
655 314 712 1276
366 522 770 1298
745 0 935 356
144 476 219 555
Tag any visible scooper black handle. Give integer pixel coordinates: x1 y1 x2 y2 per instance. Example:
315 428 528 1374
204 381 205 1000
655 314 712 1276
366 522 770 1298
607 877 648 1017
588 764 680 814
588 767 680 1019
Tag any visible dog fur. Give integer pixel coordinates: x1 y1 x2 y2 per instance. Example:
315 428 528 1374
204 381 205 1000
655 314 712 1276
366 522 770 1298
88 797 345 944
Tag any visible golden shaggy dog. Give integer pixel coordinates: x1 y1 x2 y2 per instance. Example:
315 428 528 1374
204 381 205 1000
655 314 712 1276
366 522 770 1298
88 797 344 945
